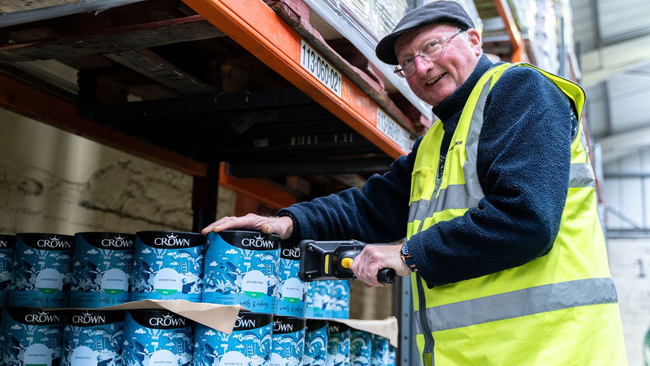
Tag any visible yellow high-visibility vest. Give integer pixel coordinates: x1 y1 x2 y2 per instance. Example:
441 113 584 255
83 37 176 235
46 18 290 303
408 63 627 366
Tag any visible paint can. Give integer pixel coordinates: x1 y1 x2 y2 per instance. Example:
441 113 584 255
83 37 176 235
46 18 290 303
70 232 135 308
0 307 64 366
122 309 193 366
131 231 205 302
329 280 350 319
276 241 307 317
62 309 124 366
193 311 273 366
370 334 390 366
303 319 329 366
307 280 332 318
202 230 280 314
271 316 306 366
387 345 396 366
9 233 74 307
327 321 351 366
0 234 15 306
350 329 373 366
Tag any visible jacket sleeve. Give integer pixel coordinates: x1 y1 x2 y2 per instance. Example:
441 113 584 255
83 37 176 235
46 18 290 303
277 138 422 244
409 66 577 286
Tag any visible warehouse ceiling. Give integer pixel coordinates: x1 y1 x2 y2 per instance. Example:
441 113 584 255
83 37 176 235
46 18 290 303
571 0 650 164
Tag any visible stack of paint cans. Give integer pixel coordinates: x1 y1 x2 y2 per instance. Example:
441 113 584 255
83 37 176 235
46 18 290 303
303 319 329 366
70 232 135 307
9 233 74 307
0 234 14 305
328 321 351 366
132 231 205 302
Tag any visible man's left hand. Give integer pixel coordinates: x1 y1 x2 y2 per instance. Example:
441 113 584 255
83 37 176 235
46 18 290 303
350 244 412 287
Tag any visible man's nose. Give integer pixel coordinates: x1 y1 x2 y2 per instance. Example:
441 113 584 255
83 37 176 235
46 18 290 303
413 55 433 75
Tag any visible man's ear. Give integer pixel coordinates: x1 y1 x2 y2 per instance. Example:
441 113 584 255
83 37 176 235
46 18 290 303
466 29 483 56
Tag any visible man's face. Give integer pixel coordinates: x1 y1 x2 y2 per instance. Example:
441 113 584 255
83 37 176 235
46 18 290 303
394 23 482 107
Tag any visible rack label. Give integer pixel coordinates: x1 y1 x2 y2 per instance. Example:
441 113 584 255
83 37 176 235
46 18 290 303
300 39 342 97
377 109 413 153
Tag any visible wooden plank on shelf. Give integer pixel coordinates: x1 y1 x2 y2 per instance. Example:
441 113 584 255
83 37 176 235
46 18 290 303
0 0 82 14
0 15 226 62
104 49 218 96
182 0 412 159
0 70 208 177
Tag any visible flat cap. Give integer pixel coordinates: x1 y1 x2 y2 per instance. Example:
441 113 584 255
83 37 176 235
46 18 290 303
376 1 475 65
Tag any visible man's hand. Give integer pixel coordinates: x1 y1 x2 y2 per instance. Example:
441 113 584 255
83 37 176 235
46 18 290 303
201 214 294 240
350 244 412 287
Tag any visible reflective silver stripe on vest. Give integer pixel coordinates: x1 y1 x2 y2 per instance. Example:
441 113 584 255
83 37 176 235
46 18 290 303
413 277 618 335
570 162 595 188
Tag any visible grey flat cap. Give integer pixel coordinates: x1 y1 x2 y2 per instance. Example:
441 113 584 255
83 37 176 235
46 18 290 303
376 1 475 65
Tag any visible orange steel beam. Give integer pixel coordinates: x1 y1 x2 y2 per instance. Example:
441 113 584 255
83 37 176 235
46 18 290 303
493 0 528 63
218 163 297 209
182 0 408 159
0 72 208 177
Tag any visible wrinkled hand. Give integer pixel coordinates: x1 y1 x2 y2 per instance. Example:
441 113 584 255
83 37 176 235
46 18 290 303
201 214 294 240
350 244 412 287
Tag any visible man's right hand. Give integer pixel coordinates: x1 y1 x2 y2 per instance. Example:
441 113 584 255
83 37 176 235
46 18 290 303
200 214 294 240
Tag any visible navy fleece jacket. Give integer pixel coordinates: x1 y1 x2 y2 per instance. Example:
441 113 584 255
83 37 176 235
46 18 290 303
278 55 577 286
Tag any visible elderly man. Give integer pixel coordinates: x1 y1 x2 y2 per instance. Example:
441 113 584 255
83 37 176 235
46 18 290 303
203 1 627 364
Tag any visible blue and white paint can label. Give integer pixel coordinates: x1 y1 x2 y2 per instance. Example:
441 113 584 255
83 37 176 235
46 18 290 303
350 329 372 366
123 310 193 366
330 281 350 319
307 280 332 318
327 321 350 366
10 233 73 307
70 232 134 308
271 316 306 366
370 334 390 365
303 320 329 366
63 309 124 366
132 231 204 302
277 241 307 317
0 307 64 366
203 230 280 314
193 311 273 366
0 234 15 306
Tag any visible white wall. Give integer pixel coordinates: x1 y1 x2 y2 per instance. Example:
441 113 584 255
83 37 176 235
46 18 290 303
0 108 235 236
608 238 650 365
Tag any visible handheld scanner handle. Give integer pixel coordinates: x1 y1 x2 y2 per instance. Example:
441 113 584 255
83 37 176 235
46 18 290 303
340 258 396 284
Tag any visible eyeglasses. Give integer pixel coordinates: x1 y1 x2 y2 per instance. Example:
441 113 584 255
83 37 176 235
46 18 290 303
394 29 464 78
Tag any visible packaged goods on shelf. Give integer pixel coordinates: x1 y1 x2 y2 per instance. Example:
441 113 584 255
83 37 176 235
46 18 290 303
10 233 73 307
70 232 134 307
271 315 307 365
123 309 193 365
0 234 14 305
306 280 351 319
277 241 308 317
194 310 273 365
328 321 352 366
0 307 65 365
351 329 373 365
304 319 330 365
203 230 280 314
62 309 124 366
132 231 205 302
